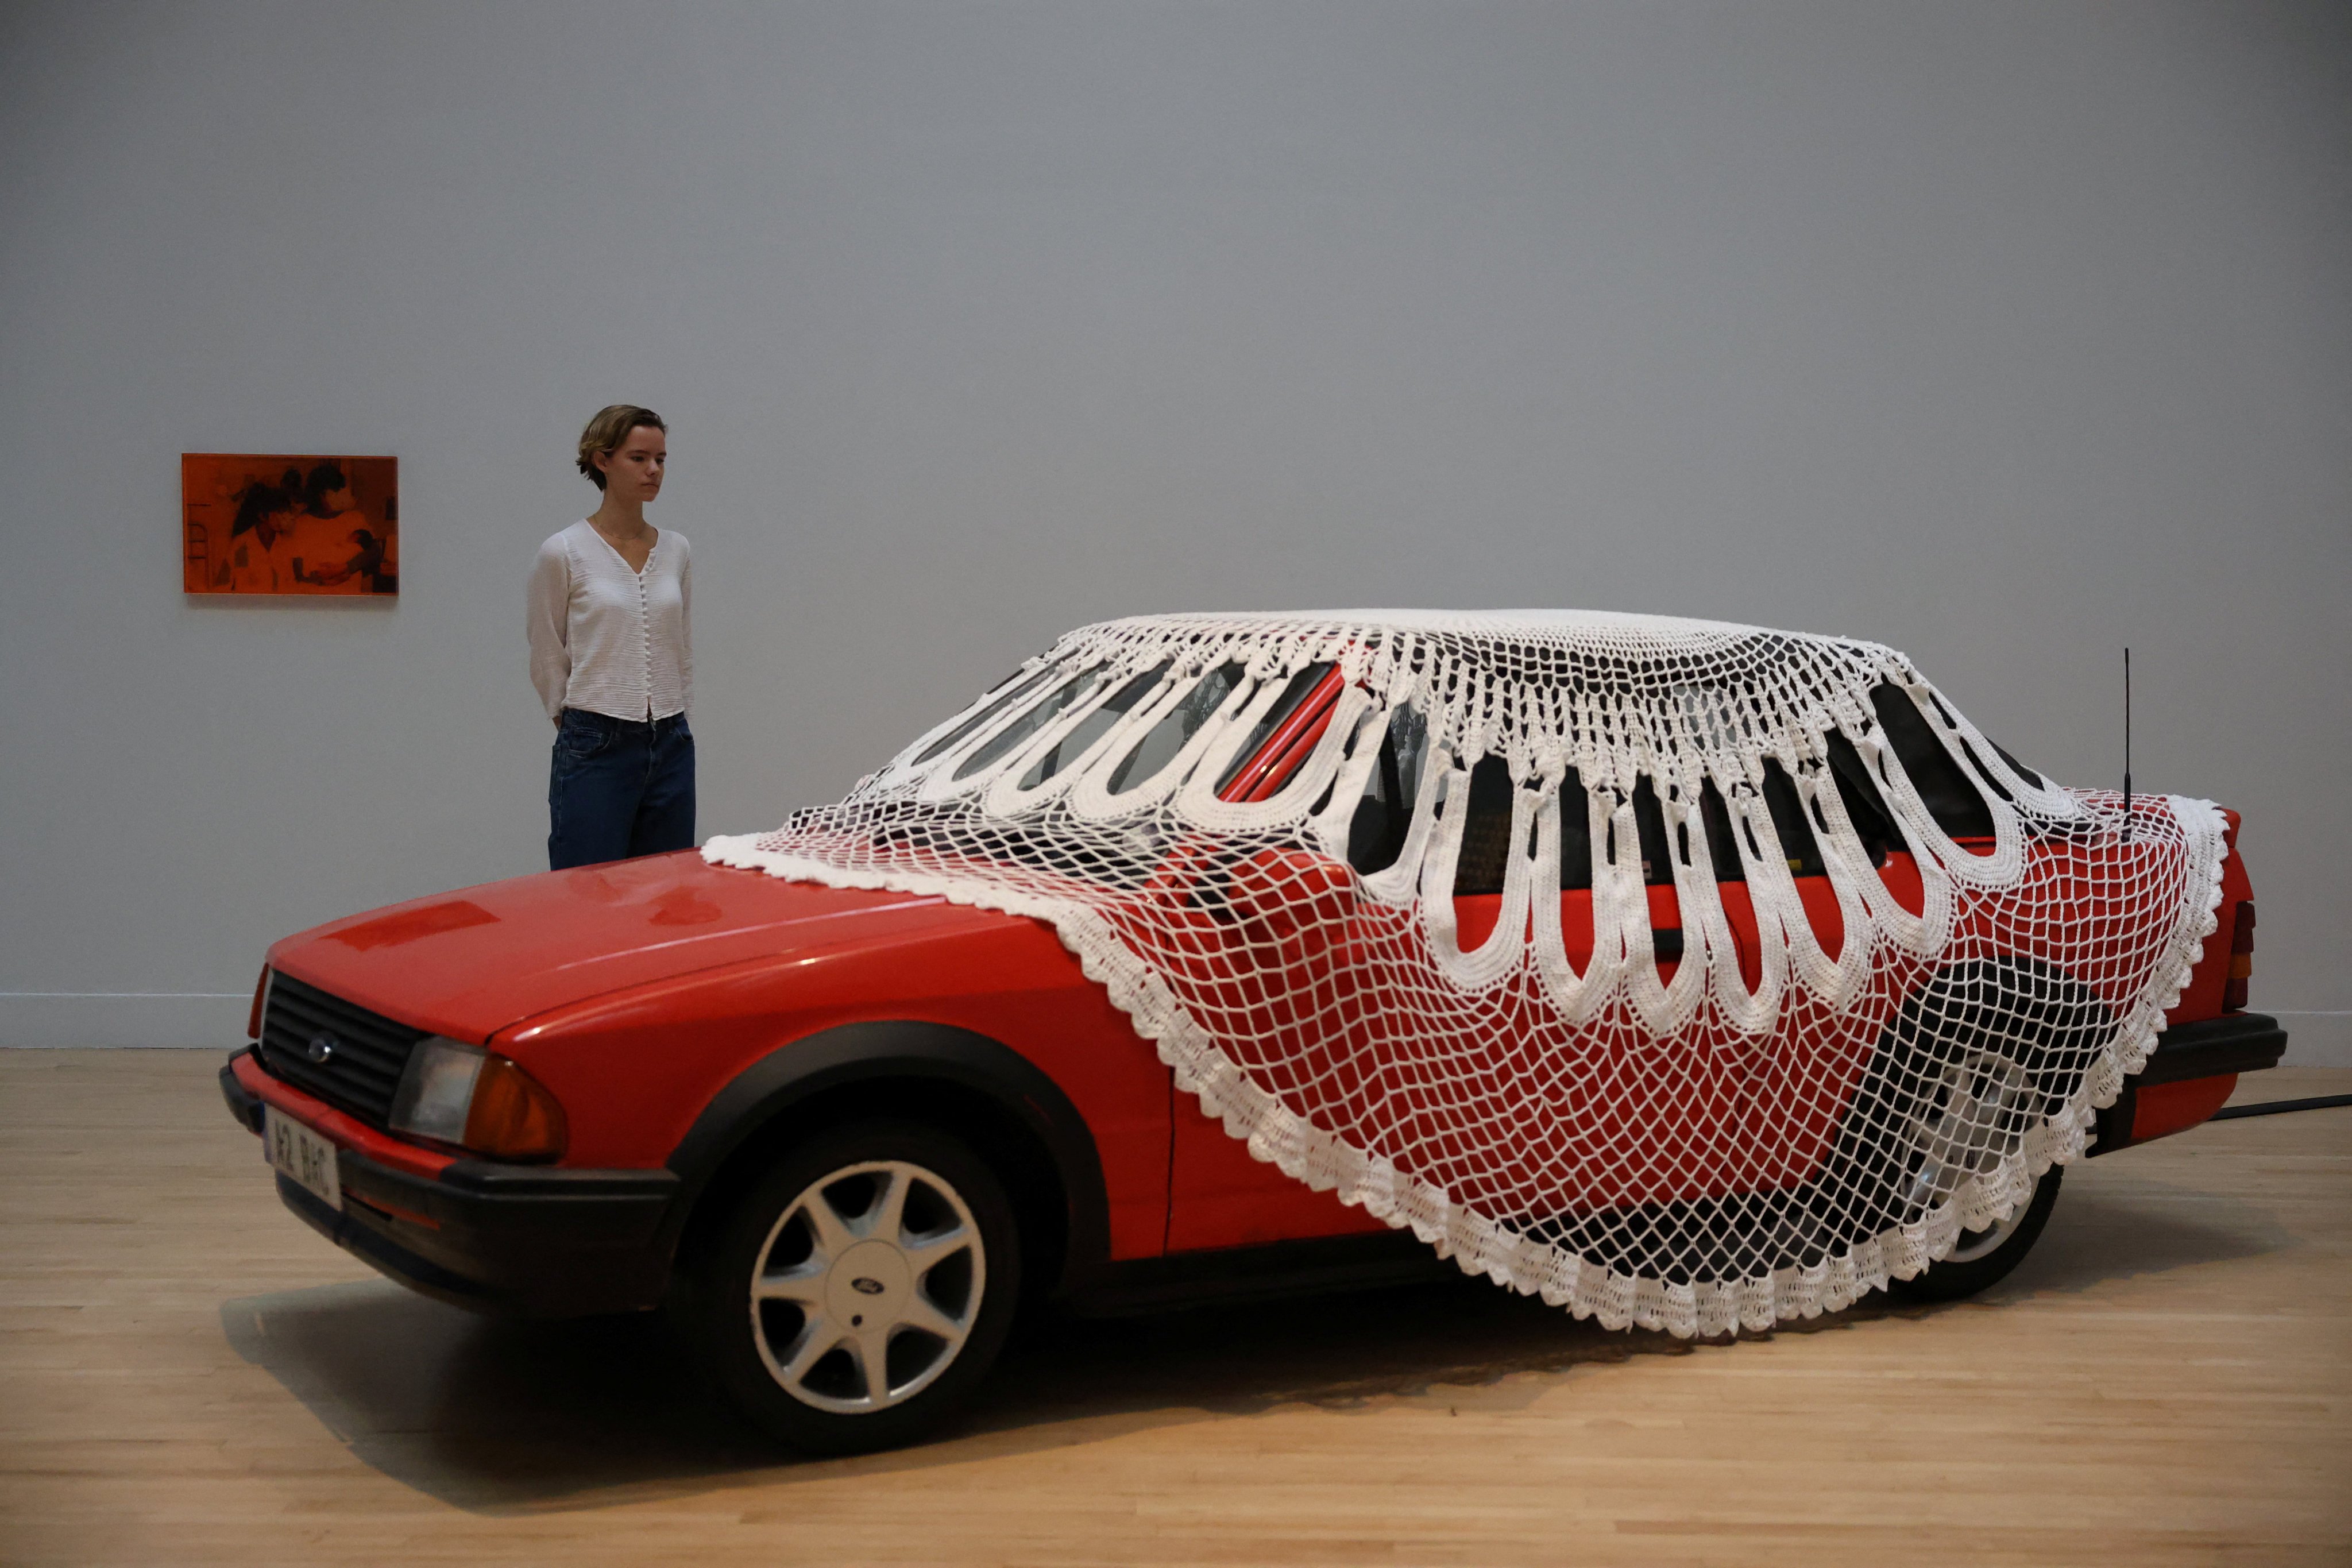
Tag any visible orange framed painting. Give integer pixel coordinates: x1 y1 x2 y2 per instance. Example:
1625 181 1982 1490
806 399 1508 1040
183 453 399 596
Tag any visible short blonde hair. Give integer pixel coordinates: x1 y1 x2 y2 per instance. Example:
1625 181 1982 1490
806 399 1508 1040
576 405 667 489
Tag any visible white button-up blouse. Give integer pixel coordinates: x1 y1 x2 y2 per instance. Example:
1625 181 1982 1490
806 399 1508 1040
527 519 693 721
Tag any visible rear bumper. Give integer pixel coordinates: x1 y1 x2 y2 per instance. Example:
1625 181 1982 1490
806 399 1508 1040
221 1048 681 1316
2091 1011 2288 1156
2130 1010 2289 1085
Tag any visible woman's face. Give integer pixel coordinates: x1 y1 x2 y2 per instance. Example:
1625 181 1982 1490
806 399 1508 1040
596 426 668 504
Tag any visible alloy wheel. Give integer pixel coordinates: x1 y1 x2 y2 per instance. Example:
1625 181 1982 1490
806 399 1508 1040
747 1158 986 1413
1901 1049 2041 1219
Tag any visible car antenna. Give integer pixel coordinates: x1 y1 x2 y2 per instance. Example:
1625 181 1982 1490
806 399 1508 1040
2123 647 2133 845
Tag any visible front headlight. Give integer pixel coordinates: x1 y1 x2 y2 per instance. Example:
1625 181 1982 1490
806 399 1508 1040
389 1037 567 1161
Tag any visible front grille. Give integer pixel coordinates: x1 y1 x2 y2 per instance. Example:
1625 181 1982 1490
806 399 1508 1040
256 972 428 1126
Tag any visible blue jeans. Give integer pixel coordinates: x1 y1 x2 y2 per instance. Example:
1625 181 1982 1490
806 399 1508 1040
548 709 697 870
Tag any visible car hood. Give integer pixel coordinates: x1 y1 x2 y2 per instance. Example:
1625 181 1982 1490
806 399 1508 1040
267 850 1011 1041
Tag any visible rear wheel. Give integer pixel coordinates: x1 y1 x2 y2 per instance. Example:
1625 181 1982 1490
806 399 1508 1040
1887 1163 2062 1303
681 1119 1022 1454
1809 957 2105 1261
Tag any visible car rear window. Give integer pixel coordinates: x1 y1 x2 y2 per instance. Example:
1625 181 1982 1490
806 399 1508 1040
1921 692 2046 801
1868 683 1994 839
1988 739 2044 791
1105 662 1247 794
1017 663 1170 788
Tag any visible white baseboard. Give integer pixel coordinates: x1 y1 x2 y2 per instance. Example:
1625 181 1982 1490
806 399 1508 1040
2274 1011 2352 1068
0 993 250 1049
5 991 2346 1064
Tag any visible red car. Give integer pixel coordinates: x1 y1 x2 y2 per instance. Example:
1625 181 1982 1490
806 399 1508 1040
222 628 2287 1452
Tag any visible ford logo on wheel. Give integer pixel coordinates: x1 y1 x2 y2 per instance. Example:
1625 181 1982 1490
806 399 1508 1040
305 1033 338 1064
850 1277 886 1296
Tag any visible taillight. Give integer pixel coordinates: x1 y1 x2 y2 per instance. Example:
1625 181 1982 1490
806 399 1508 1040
2223 902 2255 1011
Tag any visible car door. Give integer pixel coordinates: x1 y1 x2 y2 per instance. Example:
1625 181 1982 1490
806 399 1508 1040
1161 665 1395 1251
1159 688 1941 1249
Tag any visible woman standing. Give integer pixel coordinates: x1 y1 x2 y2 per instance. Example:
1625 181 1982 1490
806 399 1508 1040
527 405 696 870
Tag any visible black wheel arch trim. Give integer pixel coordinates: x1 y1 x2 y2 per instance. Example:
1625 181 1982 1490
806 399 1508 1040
659 1019 1113 1297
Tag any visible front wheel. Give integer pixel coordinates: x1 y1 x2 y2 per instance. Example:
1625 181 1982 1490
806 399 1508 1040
1887 1164 2063 1304
680 1119 1022 1454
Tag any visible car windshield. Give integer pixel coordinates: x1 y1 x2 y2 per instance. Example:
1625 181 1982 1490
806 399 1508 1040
953 667 1106 780
1105 661 1248 794
914 663 1064 766
1018 663 1171 788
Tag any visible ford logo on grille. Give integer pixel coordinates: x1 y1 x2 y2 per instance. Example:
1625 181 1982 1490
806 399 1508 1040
305 1033 339 1065
849 1277 886 1296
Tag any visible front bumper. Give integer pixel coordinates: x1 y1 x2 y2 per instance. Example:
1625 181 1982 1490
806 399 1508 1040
221 1048 681 1316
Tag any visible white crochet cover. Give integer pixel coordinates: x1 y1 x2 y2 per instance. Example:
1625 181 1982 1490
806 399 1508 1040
707 611 2226 1335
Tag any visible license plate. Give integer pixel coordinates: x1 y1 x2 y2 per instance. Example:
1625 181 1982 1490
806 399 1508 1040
264 1105 342 1212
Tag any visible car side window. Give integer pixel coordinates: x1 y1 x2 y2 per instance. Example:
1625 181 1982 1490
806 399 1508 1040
1760 759 1826 876
1344 705 1429 876
1824 732 1897 865
1104 661 1246 794
1556 766 1595 891
1018 663 1169 787
1868 683 1995 839
1449 755 1517 895
1700 777 1747 882
1627 776 1675 887
1215 662 1336 795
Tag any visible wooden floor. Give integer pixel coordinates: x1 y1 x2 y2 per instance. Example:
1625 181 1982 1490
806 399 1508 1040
2 1052 2346 1567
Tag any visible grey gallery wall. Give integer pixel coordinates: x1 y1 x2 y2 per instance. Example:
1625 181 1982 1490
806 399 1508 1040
1 2 2346 1057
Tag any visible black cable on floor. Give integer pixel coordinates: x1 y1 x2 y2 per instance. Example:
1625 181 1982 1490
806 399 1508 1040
2210 1093 2352 1122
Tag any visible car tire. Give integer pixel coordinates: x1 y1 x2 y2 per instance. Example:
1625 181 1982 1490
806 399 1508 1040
1886 1163 2062 1304
679 1118 1023 1454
